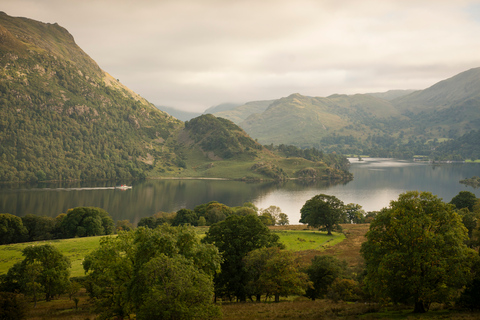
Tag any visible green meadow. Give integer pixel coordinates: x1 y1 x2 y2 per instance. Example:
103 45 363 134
0 229 343 277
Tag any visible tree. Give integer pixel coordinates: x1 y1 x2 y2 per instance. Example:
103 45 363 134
277 212 289 226
344 203 365 224
300 194 345 235
361 191 477 313
304 255 349 300
21 214 56 241
203 214 283 302
3 244 71 302
450 191 478 212
115 219 133 232
260 206 283 225
60 207 114 238
244 247 311 302
0 213 27 244
172 208 198 226
0 292 29 320
83 225 221 320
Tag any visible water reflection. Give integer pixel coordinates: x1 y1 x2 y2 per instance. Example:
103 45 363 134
1 159 479 224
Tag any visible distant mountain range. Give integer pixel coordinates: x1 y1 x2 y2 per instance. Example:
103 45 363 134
0 12 351 182
210 68 480 158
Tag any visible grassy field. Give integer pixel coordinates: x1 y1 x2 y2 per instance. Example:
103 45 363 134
0 236 104 277
0 226 344 277
3 224 480 319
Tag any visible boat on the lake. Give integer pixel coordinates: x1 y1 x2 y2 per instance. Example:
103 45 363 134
115 185 132 190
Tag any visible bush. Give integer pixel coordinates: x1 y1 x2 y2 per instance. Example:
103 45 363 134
0 292 28 320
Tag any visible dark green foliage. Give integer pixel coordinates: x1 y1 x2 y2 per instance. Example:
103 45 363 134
2 244 70 302
0 213 27 244
0 13 182 183
185 114 262 160
21 214 56 241
203 214 283 301
361 191 477 313
305 255 349 300
136 254 220 320
83 225 221 320
172 208 198 226
60 207 114 238
450 191 478 212
300 194 345 235
0 292 28 320
244 247 311 302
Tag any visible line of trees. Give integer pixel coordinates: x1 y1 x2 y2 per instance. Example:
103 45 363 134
0 207 114 245
299 190 480 313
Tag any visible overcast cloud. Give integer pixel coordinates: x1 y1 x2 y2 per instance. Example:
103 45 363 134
3 0 480 111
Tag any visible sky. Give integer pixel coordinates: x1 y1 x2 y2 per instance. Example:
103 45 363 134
2 0 480 112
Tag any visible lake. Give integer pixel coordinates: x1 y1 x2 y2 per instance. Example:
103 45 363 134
1 158 479 224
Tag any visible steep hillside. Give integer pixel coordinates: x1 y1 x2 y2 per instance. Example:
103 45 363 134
239 93 403 148
0 13 352 182
157 114 352 181
221 68 480 158
392 67 480 112
0 12 182 182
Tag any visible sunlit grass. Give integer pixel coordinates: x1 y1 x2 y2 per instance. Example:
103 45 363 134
274 230 344 251
0 236 105 277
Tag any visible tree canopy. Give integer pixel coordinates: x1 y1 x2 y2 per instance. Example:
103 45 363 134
83 225 221 320
300 194 345 235
361 191 478 313
2 244 70 303
60 207 114 238
203 214 283 302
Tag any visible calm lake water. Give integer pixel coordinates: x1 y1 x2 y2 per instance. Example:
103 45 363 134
1 158 479 224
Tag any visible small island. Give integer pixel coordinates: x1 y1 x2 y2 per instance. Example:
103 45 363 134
460 176 480 189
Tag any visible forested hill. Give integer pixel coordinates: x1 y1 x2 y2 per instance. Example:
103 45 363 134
213 68 480 158
0 13 352 183
0 12 183 182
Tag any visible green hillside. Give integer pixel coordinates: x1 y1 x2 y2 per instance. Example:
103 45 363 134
0 13 351 182
214 69 480 159
0 12 184 182
152 114 352 181
239 93 404 150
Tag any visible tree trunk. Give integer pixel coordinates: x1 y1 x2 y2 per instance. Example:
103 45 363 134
274 293 280 303
256 294 261 302
414 300 426 313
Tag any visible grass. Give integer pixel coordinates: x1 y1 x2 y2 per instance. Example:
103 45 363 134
0 236 104 277
273 230 344 251
0 226 344 278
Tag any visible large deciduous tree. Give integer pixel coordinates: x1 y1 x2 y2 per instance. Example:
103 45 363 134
202 214 283 302
361 191 477 313
0 213 27 244
2 244 70 302
304 255 349 300
300 194 345 235
244 247 310 302
83 225 221 320
60 207 114 238
450 191 478 212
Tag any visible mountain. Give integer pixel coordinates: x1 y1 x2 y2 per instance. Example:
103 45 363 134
203 102 241 114
221 68 480 158
212 99 274 124
0 12 351 182
366 89 416 101
0 12 183 182
392 68 480 112
238 93 403 149
156 105 201 121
